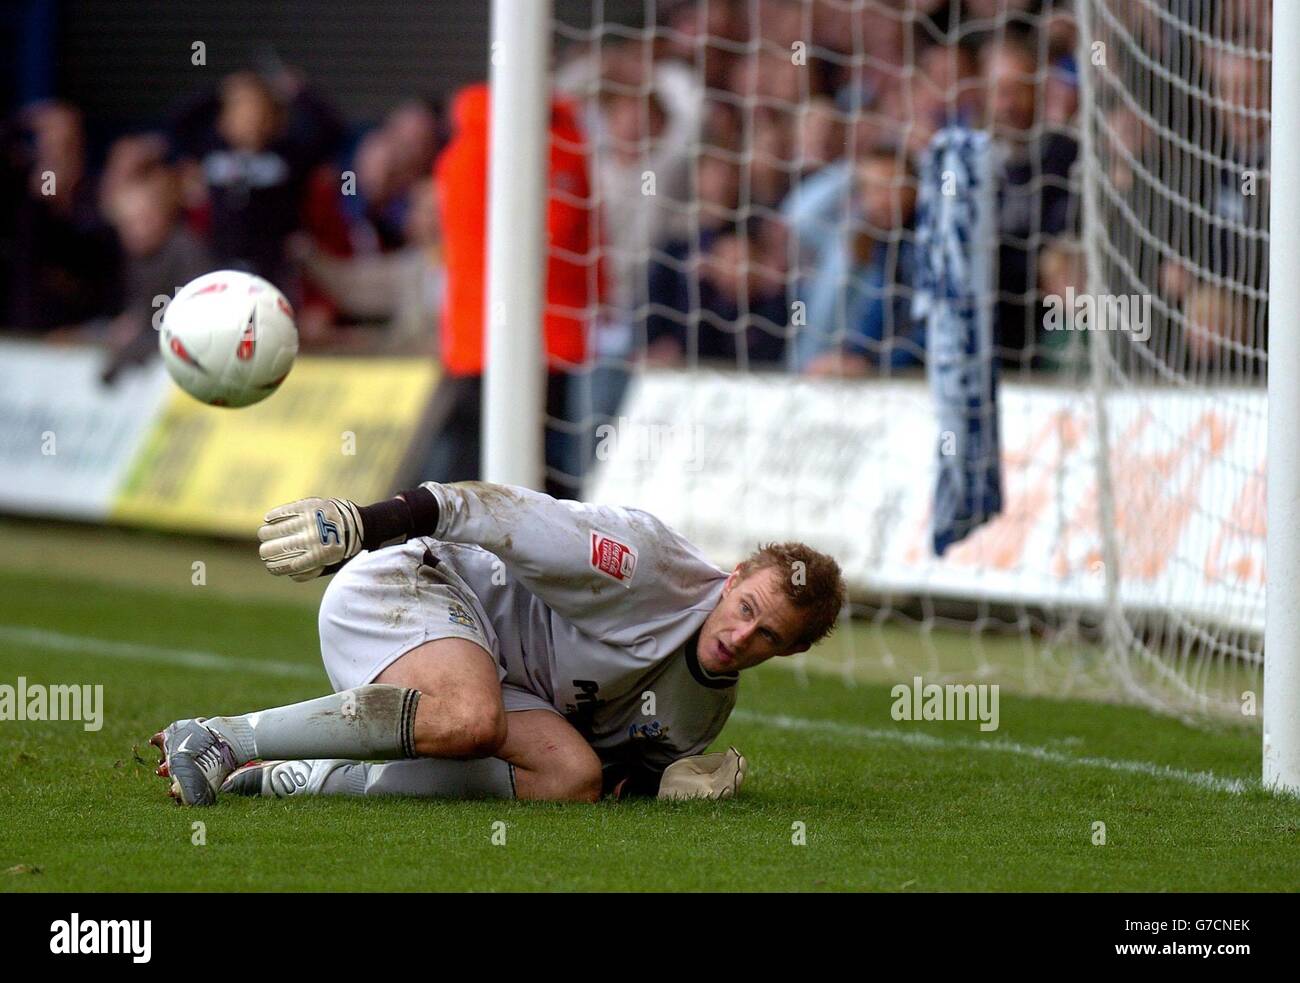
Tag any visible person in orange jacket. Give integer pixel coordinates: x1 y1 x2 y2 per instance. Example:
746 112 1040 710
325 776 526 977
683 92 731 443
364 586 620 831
428 82 604 496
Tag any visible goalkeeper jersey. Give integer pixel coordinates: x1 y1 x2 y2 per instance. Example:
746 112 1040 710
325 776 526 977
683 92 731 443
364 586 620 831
411 481 737 778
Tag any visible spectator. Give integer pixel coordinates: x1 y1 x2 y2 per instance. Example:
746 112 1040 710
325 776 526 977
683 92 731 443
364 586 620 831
169 70 343 291
344 127 407 254
749 106 796 212
696 148 741 235
98 133 168 218
1103 105 1150 199
293 175 441 354
556 41 702 328
1172 42 1269 293
645 215 788 368
555 42 703 472
1181 282 1261 378
794 96 846 180
1044 53 1079 130
785 144 922 377
341 99 444 257
1036 235 1087 373
1141 31 1268 379
384 99 444 190
725 47 839 209
657 0 744 92
979 31 1078 369
428 83 602 496
2 101 118 333
98 165 215 382
899 36 982 163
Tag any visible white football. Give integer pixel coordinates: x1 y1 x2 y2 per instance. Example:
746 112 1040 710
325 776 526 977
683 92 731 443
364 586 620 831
158 270 298 408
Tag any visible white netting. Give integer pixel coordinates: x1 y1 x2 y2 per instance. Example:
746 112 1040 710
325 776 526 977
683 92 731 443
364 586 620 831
540 0 1267 719
1080 0 1268 716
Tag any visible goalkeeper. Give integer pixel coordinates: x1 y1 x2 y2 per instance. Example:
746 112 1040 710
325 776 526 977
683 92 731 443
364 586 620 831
151 481 844 805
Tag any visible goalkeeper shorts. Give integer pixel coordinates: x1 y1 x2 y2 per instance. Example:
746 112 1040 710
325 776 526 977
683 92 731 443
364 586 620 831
317 540 504 694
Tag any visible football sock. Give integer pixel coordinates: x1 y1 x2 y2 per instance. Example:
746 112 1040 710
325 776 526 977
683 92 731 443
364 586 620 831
208 685 420 764
315 757 516 799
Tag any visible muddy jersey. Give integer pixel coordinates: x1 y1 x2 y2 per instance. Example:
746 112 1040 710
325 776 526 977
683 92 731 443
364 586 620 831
410 481 737 773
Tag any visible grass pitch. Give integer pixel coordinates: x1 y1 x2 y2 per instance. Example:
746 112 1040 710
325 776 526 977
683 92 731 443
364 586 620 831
0 519 1297 892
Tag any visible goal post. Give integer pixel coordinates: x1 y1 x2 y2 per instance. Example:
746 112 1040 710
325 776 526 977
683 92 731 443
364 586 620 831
484 0 551 490
1265 0 1299 794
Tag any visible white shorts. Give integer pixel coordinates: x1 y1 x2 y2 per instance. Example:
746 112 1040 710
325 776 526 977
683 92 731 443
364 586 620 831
317 543 558 716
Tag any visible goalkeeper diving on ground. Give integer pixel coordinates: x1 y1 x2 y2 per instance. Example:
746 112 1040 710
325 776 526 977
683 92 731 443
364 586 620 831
150 481 845 805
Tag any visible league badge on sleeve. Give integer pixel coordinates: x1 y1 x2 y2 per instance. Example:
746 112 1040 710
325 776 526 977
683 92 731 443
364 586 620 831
590 530 638 586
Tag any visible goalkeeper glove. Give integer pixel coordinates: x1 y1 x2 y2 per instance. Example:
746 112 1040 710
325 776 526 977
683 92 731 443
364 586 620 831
657 746 747 801
259 487 443 581
258 497 365 581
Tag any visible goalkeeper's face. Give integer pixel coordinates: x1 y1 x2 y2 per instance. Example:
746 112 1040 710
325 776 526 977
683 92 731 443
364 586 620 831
697 566 810 674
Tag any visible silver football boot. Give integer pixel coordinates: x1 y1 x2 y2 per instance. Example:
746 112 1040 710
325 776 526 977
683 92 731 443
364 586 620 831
150 718 240 806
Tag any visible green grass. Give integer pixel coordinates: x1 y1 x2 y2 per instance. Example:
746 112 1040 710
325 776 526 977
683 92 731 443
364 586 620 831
0 522 1297 892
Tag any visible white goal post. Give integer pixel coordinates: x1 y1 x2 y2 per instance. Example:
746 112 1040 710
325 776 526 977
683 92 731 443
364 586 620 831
484 0 551 490
1265 0 1299 793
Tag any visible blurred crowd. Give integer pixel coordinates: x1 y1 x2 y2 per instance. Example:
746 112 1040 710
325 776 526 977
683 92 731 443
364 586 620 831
0 66 445 381
556 0 1268 384
0 0 1271 484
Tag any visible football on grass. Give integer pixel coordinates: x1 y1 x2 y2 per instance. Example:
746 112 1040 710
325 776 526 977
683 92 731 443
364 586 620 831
159 270 298 408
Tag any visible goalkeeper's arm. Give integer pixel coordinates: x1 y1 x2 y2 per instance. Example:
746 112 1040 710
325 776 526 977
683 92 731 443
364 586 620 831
257 486 441 582
259 483 721 652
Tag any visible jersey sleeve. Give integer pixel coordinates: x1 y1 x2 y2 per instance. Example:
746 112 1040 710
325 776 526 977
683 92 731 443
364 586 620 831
420 481 725 645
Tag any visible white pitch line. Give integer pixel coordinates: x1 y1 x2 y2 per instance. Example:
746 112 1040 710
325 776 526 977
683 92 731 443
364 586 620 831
731 709 1255 796
0 625 320 679
0 623 1263 796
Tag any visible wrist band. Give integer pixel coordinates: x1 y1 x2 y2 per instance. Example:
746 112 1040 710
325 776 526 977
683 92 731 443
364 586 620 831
397 485 440 535
357 497 413 551
356 486 441 551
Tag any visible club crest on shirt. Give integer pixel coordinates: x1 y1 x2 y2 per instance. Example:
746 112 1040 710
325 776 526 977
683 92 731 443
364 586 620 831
590 530 637 586
628 719 668 742
447 602 477 630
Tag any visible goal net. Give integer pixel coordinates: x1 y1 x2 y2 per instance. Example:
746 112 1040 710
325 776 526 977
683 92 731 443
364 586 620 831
1077 0 1269 717
538 0 1269 720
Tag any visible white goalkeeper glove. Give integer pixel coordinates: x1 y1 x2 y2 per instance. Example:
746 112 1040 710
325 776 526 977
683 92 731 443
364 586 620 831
258 497 365 581
657 746 747 801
